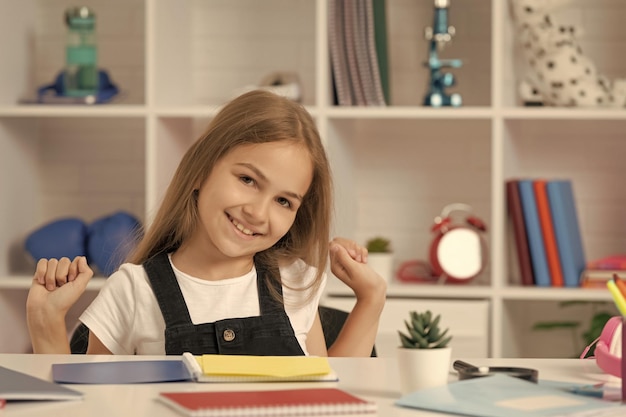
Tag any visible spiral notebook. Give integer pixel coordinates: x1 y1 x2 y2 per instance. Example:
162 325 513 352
157 387 376 417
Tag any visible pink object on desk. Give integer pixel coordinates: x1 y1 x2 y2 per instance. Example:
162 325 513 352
622 316 625 404
582 316 622 378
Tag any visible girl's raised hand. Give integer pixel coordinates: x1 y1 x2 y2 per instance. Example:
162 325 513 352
330 237 369 264
329 238 386 304
27 256 93 318
27 256 93 353
326 238 386 357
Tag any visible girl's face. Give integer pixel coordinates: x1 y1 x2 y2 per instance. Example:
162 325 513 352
193 141 313 263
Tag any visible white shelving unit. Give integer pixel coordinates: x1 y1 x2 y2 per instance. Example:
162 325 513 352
1 0 625 357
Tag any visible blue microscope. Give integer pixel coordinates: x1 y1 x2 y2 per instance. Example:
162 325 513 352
423 0 462 107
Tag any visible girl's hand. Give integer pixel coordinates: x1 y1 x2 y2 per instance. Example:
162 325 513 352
330 237 369 264
329 238 386 304
27 256 93 353
27 256 93 319
326 238 386 357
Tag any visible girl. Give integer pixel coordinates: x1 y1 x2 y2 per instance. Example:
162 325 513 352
27 90 386 357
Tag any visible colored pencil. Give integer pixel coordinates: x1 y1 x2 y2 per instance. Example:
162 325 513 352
612 273 626 299
606 278 626 316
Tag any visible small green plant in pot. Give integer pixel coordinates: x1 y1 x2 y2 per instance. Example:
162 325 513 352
365 237 393 282
397 310 453 393
399 310 452 349
366 237 391 253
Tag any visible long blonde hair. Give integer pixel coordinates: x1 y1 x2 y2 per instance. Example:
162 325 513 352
129 90 332 299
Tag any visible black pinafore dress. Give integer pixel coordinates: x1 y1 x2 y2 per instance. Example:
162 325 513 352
143 252 305 356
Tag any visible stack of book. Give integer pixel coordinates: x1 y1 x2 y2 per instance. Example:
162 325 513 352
580 254 626 288
506 179 586 287
328 0 389 106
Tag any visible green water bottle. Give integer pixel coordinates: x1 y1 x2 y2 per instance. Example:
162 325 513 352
64 6 98 97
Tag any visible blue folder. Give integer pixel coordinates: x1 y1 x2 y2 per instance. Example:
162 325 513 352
0 365 83 400
52 360 193 384
396 374 621 417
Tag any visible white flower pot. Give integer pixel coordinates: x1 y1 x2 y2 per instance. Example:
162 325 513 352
367 252 393 282
396 346 452 394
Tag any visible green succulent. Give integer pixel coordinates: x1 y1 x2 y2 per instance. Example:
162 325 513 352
366 237 391 253
398 310 452 349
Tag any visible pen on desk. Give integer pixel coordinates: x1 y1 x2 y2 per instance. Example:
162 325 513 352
569 384 622 402
606 278 626 316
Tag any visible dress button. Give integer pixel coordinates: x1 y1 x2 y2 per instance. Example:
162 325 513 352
223 329 236 342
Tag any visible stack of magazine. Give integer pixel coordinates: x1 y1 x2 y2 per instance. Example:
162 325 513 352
328 0 388 106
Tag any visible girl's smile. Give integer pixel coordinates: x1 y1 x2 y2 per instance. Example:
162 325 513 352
227 213 261 237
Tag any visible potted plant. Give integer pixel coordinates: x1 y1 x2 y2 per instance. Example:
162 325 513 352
366 236 393 282
396 310 453 393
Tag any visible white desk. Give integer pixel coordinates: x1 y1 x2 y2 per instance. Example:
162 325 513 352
0 354 618 417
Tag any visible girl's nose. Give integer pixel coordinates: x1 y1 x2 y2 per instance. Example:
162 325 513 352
242 197 270 223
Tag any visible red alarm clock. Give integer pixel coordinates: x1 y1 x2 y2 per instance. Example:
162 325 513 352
429 203 487 284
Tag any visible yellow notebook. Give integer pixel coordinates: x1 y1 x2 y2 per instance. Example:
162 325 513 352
182 353 338 383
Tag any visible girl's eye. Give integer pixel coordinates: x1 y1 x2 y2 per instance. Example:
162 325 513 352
277 197 292 208
240 175 255 185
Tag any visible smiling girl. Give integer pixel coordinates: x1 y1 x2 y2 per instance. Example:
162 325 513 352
27 90 386 357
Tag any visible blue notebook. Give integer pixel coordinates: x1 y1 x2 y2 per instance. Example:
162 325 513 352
546 180 586 287
52 359 192 384
396 374 622 417
518 180 551 287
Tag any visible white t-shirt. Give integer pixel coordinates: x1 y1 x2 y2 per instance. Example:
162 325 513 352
79 256 326 355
